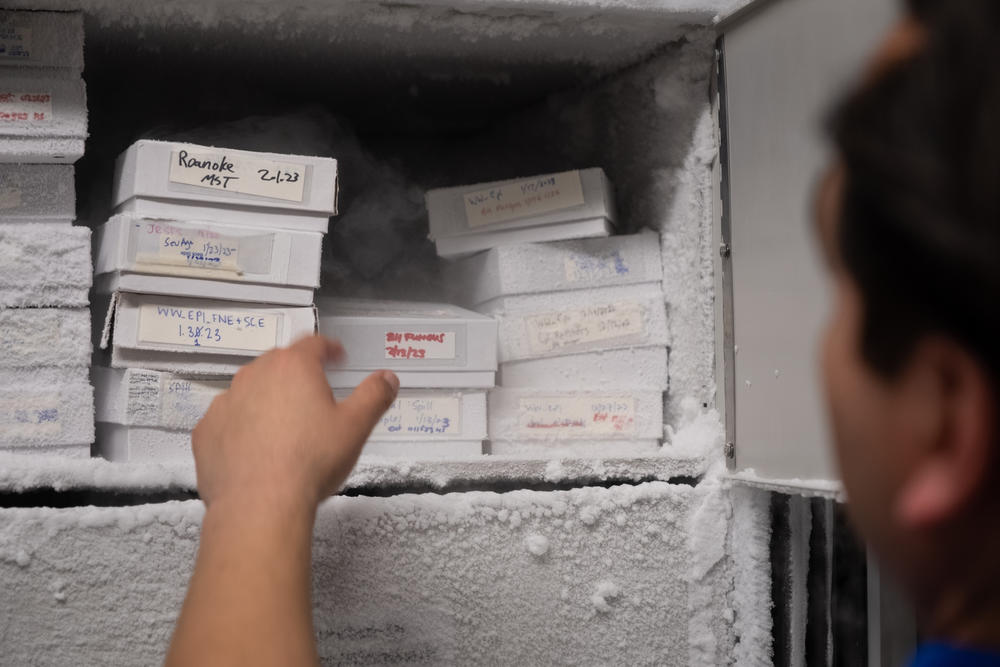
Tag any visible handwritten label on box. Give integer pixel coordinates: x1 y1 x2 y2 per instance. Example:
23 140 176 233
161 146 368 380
137 303 280 352
0 92 51 122
564 250 630 284
0 187 22 210
161 377 229 427
372 395 462 437
168 149 306 202
0 394 61 437
524 302 645 355
518 396 636 436
0 24 32 59
384 331 456 360
139 220 242 272
464 171 585 228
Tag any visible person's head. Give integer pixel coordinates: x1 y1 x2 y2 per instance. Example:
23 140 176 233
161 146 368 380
818 0 1000 628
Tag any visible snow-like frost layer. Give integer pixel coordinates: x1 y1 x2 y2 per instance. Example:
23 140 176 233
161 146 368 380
0 481 765 665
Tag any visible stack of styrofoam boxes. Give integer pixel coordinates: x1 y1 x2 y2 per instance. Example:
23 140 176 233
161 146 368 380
428 170 669 458
0 11 94 458
91 140 336 462
319 299 497 460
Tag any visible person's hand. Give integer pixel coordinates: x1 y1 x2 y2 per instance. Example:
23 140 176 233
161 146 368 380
191 335 399 514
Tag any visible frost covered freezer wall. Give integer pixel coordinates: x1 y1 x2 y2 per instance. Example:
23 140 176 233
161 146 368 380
0 0 785 664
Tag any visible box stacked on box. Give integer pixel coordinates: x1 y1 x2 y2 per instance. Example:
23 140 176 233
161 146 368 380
0 11 93 458
93 140 336 462
430 170 669 458
319 298 496 460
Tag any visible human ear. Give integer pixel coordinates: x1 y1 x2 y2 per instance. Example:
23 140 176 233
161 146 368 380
895 338 997 529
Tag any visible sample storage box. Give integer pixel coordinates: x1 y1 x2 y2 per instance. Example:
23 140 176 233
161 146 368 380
478 283 669 363
0 367 94 448
99 292 317 374
0 11 84 71
93 367 228 431
488 388 663 442
94 423 190 462
319 298 498 389
335 389 487 443
426 168 617 258
488 439 661 458
449 229 662 307
93 215 322 305
0 306 90 368
112 140 339 231
0 74 87 163
498 346 669 391
0 164 75 222
0 223 91 307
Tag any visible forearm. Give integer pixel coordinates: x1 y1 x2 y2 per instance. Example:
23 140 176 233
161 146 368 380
166 497 318 667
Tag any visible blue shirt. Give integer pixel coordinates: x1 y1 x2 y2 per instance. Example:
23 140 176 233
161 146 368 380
912 643 1000 666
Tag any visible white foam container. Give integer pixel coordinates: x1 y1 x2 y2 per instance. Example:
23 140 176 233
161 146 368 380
0 306 90 368
0 222 91 307
93 214 322 306
319 298 498 389
488 439 661 458
0 163 75 222
93 367 228 431
449 229 662 307
427 168 616 258
0 10 84 70
488 388 663 442
94 423 190 462
0 369 94 447
498 346 669 391
112 140 339 232
361 440 483 460
99 291 317 375
334 389 487 442
0 72 87 163
478 282 669 363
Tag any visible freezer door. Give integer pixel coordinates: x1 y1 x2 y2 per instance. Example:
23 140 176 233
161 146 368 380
717 0 898 491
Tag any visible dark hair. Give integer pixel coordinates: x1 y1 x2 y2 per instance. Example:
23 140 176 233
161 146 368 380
829 0 1000 382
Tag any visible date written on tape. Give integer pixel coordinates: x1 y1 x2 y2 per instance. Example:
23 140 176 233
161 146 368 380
169 149 306 202
464 171 585 228
524 302 645 355
518 396 636 436
372 395 462 437
137 304 280 352
384 331 456 360
0 92 51 122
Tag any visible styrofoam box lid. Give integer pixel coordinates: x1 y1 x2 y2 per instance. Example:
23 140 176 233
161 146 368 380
318 297 498 372
332 389 487 441
112 140 338 216
0 11 84 70
426 167 616 240
0 73 87 138
0 164 74 219
101 291 317 359
450 228 663 306
94 214 323 290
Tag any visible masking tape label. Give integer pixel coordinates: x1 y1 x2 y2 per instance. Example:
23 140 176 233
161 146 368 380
169 149 306 202
384 331 456 360
464 170 585 228
0 92 52 122
137 303 280 352
372 395 463 437
564 249 631 283
517 396 636 436
524 302 645 355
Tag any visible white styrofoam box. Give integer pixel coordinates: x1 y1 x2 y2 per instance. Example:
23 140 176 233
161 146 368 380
499 346 669 391
0 11 84 70
93 367 228 431
361 440 483 460
0 367 93 446
319 298 497 389
434 217 613 259
0 163 74 222
93 214 322 306
112 140 339 232
449 229 663 306
488 439 661 458
0 306 89 367
426 168 617 259
488 389 663 442
478 282 669 363
333 389 486 442
0 72 87 163
100 292 318 375
94 422 189 463
0 222 90 307
0 443 89 458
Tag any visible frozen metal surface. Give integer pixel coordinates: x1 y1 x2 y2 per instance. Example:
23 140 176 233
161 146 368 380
719 0 898 483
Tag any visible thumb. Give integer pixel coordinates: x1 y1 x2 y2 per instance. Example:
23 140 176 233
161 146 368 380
334 370 400 446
